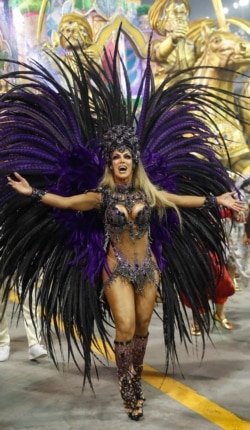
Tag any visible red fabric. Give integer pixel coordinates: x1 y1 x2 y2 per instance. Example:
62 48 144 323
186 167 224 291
220 208 232 219
213 261 235 304
182 253 235 309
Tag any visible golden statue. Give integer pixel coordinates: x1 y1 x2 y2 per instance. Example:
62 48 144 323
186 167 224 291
188 13 250 174
148 0 197 88
58 13 93 50
148 0 250 174
51 12 101 67
42 11 149 74
38 12 103 91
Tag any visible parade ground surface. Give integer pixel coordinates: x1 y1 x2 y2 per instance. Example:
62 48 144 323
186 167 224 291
0 275 250 430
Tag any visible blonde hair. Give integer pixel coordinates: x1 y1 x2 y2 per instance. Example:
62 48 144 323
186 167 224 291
99 160 181 221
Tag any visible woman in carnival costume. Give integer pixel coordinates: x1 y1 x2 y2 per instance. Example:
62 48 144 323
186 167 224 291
0 35 245 420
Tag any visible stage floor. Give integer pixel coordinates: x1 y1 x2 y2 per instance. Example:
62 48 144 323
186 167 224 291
0 276 250 430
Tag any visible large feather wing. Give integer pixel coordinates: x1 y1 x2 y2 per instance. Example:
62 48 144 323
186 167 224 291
0 55 111 386
139 75 238 365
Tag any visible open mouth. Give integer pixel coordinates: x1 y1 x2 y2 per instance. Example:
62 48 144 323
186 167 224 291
118 165 127 172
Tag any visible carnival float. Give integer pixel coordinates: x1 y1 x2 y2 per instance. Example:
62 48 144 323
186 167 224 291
1 0 250 173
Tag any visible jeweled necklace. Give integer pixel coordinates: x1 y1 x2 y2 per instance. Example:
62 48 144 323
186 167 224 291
115 183 134 194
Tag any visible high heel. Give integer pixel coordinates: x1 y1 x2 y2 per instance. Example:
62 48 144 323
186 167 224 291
191 322 201 336
131 333 149 419
131 368 144 420
132 369 146 404
213 313 233 330
120 372 143 421
114 340 142 420
130 404 143 420
119 374 136 418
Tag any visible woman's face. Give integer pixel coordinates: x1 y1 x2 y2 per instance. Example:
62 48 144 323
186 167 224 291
111 149 133 184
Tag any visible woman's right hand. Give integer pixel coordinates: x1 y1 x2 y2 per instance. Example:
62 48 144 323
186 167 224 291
7 172 32 196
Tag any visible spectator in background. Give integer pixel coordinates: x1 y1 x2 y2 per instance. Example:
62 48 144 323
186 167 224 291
0 283 48 362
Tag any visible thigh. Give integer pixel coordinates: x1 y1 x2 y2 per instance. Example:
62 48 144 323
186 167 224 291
134 281 158 335
104 276 136 340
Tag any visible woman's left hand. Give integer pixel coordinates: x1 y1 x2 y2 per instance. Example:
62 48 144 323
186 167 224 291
217 192 246 212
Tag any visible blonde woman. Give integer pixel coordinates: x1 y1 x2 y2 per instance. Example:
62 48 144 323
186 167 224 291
0 33 245 421
7 126 243 420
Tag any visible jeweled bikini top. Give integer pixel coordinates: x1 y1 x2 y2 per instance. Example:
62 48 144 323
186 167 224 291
100 185 151 241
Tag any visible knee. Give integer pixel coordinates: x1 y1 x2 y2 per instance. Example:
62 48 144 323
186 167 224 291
115 318 135 341
135 316 151 334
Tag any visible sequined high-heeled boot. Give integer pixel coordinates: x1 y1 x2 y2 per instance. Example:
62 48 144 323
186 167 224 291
114 340 140 420
132 333 149 408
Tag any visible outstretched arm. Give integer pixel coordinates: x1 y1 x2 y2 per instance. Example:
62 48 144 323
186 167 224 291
7 172 101 211
160 190 245 212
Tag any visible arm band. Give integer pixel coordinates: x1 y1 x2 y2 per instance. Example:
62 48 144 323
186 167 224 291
31 188 46 201
200 195 217 210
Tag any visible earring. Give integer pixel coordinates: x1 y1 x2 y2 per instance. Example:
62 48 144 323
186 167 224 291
110 166 113 170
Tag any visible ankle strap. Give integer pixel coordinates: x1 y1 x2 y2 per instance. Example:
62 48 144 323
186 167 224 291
134 333 149 339
114 339 133 346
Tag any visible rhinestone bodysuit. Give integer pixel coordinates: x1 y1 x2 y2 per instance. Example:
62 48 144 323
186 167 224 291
100 185 160 294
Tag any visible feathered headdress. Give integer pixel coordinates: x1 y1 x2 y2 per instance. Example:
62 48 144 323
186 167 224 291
102 125 140 165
